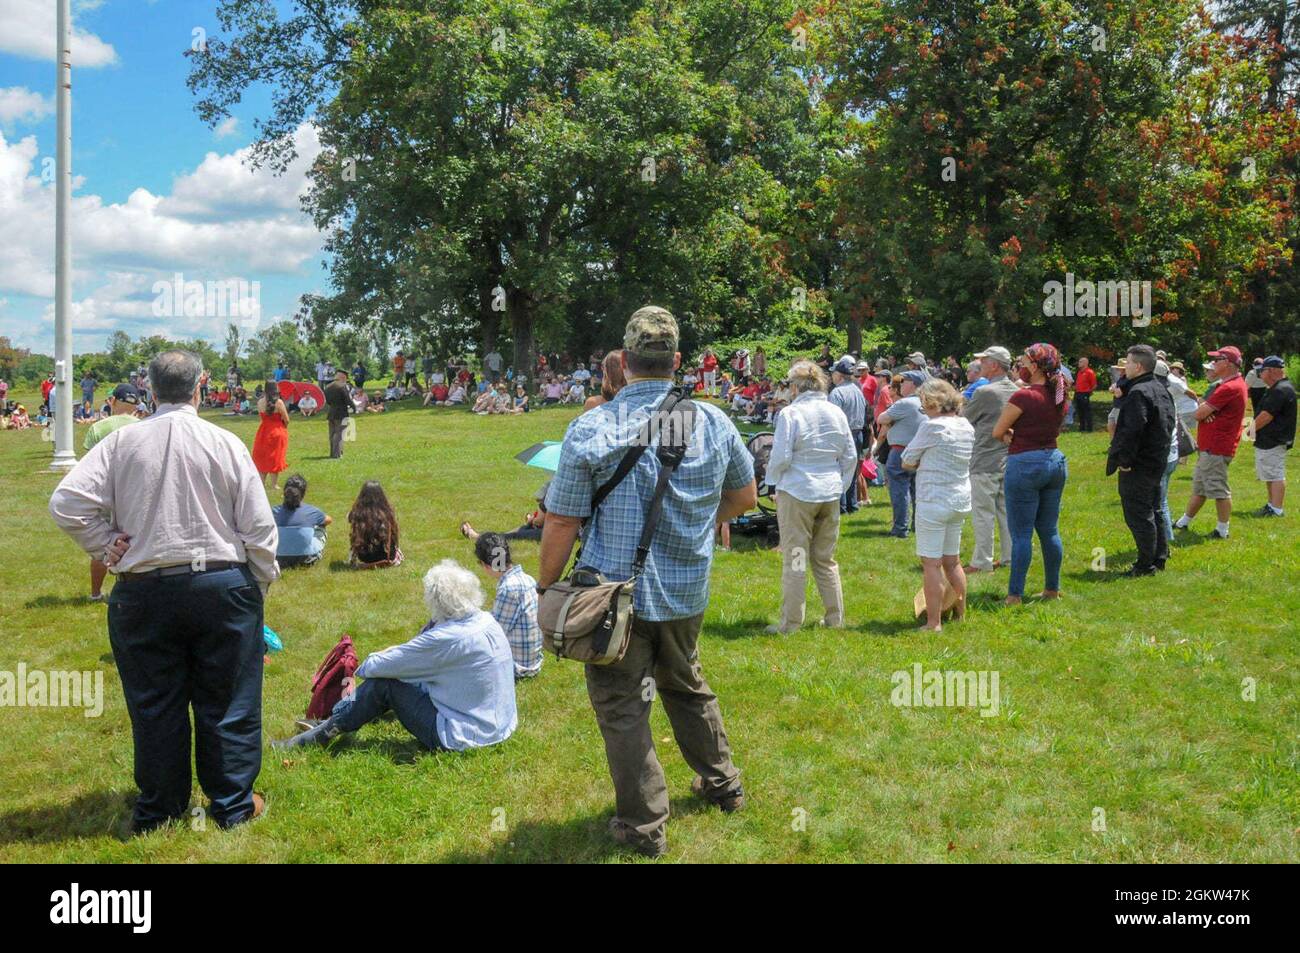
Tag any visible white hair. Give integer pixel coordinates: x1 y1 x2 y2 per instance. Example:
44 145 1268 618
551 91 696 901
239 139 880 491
422 559 483 623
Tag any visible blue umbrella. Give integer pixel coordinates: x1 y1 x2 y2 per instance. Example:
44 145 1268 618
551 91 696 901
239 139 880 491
515 441 563 471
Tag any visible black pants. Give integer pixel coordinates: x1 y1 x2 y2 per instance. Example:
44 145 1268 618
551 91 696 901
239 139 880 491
841 429 864 513
108 565 264 831
1118 468 1167 571
329 417 346 457
1074 392 1094 432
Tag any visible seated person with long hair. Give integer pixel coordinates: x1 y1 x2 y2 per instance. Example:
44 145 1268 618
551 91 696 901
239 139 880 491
273 473 332 567
348 480 403 568
273 559 517 752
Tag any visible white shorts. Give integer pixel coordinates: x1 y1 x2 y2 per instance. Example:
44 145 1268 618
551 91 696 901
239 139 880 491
915 503 968 559
1255 444 1289 482
704 370 717 388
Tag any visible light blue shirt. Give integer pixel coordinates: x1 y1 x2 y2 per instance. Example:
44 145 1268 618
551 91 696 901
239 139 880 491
546 379 755 621
962 377 989 400
356 610 518 751
881 394 925 447
829 380 867 431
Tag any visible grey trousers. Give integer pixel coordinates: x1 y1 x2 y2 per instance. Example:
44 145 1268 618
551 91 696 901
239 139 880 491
585 612 740 853
969 470 1011 570
328 418 345 458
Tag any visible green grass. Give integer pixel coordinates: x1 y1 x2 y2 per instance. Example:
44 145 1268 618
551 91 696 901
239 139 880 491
0 391 1295 862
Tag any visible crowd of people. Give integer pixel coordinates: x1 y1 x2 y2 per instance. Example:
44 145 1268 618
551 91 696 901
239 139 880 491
37 306 1294 858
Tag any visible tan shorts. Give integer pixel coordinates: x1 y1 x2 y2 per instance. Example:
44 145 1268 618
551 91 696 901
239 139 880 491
1255 445 1289 483
1192 451 1232 499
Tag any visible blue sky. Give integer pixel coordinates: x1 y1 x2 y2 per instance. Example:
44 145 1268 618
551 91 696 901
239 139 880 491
0 0 329 354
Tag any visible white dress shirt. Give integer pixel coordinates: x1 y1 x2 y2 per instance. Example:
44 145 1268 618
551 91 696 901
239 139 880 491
764 391 858 503
900 414 975 510
49 402 280 585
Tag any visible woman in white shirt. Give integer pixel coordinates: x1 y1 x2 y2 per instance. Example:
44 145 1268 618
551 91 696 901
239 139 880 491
1166 362 1199 437
902 379 975 631
763 360 859 634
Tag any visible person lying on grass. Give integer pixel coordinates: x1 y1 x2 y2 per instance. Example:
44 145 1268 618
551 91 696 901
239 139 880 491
273 559 518 752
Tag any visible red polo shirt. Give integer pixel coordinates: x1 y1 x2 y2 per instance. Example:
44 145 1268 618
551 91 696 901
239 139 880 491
1075 367 1097 394
1197 374 1248 457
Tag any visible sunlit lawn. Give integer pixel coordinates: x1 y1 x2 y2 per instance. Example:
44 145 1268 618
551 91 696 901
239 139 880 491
0 389 1295 862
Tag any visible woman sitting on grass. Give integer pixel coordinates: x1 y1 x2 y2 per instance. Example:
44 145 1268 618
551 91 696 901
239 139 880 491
366 390 386 413
274 474 332 567
348 480 403 568
273 559 517 753
511 383 530 413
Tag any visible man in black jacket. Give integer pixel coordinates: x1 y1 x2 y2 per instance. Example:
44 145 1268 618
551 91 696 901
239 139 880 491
1107 345 1176 576
324 368 356 459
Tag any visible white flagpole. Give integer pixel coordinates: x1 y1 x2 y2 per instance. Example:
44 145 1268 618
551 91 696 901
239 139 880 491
51 0 76 470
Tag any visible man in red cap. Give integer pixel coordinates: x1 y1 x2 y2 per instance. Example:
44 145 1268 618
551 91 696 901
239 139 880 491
1174 346 1248 538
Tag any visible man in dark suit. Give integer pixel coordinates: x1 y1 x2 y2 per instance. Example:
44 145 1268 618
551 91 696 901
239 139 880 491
324 368 355 459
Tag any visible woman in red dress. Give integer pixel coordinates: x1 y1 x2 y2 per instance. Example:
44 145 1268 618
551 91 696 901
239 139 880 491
252 379 291 491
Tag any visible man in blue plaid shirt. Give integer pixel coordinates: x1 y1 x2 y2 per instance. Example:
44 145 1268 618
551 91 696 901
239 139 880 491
475 533 542 679
540 306 757 858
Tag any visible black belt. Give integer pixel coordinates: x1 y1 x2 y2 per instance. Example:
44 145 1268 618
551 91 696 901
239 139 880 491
117 561 240 582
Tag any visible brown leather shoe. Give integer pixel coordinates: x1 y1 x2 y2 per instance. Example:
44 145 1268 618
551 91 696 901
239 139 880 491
692 776 745 813
250 792 267 821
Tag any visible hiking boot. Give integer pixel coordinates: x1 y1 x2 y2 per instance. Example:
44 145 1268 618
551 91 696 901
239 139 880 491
607 817 665 858
1121 565 1156 578
692 776 745 813
1255 505 1282 518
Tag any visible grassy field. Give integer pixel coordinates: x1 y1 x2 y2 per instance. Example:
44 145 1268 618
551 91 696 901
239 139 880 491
0 388 1295 863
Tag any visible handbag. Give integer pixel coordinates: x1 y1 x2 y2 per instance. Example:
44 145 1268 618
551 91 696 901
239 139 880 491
537 389 695 665
306 635 359 719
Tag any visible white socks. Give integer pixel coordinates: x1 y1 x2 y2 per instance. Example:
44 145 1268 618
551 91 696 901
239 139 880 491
1174 515 1191 529
1215 521 1230 537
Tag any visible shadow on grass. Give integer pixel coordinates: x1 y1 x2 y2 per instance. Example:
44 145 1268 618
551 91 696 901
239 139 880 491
704 617 773 640
0 790 133 845
440 796 712 863
24 593 100 609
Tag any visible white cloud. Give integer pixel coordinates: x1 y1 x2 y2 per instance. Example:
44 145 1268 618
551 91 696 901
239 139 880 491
0 87 53 127
214 116 239 139
0 124 325 300
0 0 119 68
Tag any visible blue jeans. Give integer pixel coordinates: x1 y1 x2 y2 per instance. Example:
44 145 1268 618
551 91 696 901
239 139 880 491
331 677 443 751
841 429 864 513
107 565 264 830
1003 449 1068 597
1159 456 1178 541
886 446 914 536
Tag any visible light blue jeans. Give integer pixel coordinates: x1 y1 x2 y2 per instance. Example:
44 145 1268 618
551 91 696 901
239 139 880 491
1159 455 1178 541
1003 449 1068 597
885 447 915 536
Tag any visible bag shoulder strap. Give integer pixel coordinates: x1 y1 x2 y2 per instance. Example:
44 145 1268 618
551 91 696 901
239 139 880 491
633 390 696 575
573 387 694 573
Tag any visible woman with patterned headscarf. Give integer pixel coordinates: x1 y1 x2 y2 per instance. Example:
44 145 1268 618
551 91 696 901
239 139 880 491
992 343 1069 605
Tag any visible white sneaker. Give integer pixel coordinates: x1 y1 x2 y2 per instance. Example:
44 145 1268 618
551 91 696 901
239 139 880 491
764 623 798 635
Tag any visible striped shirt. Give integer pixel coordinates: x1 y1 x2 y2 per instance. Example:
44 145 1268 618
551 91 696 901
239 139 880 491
901 415 975 511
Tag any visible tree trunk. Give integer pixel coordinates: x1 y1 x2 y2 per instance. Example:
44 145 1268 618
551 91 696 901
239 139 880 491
847 312 863 356
511 290 536 385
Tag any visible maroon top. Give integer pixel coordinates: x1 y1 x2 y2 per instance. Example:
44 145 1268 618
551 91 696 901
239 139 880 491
1008 384 1065 454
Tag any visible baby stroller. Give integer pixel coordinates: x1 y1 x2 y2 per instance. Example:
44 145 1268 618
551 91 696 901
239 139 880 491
729 431 780 547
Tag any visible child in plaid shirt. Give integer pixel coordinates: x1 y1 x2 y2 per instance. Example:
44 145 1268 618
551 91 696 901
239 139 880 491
475 533 543 679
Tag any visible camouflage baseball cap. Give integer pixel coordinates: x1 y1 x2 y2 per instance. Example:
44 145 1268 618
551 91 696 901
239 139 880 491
624 306 679 355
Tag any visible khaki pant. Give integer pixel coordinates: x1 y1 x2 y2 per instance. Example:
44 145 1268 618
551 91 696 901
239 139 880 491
585 613 740 853
969 470 1011 570
776 493 843 628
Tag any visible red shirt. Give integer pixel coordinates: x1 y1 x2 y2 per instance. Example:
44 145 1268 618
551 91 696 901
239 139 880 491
874 387 894 417
41 379 54 400
1075 367 1097 394
432 384 449 401
702 354 718 371
1007 384 1065 454
860 374 878 405
1197 374 1248 457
